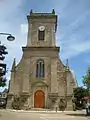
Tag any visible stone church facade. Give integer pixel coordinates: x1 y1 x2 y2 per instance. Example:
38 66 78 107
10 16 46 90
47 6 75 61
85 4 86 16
7 9 77 110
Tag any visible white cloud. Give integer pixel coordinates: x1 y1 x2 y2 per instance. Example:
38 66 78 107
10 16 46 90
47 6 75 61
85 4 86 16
56 8 90 60
58 39 90 60
70 41 90 52
20 24 28 34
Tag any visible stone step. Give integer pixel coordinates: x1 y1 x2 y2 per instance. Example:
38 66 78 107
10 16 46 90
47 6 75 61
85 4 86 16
30 108 51 111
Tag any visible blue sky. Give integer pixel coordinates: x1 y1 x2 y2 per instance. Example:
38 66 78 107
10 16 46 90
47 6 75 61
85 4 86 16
0 0 90 91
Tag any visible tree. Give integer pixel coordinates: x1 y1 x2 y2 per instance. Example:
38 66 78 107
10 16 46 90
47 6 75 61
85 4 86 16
0 44 8 87
83 67 90 98
74 87 88 99
83 67 90 89
73 87 88 109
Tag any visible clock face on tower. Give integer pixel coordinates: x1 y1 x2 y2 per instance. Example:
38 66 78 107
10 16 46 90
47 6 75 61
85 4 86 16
38 26 45 31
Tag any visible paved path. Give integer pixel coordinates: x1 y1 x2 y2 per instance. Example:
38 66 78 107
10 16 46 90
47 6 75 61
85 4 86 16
0 109 90 120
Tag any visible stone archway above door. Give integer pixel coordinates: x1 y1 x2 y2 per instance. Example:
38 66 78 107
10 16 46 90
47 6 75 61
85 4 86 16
31 81 48 87
34 90 45 108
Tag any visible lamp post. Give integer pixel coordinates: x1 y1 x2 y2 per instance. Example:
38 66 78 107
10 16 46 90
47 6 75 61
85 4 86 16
0 33 15 42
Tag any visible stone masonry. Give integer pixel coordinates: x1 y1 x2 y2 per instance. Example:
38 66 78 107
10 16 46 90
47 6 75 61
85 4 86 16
6 9 78 110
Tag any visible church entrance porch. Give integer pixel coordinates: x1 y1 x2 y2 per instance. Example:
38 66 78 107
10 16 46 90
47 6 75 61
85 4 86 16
34 90 45 108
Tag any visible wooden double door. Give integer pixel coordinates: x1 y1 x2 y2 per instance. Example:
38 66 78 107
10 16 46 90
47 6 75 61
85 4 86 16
34 90 45 108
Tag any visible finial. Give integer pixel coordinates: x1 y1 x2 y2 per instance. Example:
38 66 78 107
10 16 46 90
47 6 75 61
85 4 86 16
66 59 69 70
30 9 33 14
52 9 55 14
11 58 16 72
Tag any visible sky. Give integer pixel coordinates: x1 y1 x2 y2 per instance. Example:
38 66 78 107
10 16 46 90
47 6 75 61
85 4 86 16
0 0 90 91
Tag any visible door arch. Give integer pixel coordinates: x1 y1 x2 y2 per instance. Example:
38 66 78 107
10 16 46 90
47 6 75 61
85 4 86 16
34 90 45 108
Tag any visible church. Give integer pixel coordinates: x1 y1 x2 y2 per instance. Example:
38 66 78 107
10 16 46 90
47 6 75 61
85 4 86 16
6 9 77 110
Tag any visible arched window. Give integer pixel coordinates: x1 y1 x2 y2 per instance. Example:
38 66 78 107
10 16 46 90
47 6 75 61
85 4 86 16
38 30 45 40
36 59 44 78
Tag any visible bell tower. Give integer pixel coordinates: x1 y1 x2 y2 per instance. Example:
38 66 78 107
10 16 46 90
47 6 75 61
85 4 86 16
27 9 57 47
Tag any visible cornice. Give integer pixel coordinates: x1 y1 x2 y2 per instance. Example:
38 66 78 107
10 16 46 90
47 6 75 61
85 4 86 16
22 46 60 52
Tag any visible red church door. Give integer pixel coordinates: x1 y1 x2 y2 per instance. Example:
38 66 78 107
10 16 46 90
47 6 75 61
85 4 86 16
34 90 45 108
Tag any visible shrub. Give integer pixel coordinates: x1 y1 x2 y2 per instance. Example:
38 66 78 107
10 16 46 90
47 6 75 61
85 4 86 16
58 98 66 111
12 95 28 110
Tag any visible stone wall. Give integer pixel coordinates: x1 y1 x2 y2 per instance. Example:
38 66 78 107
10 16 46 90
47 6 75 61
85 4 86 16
27 14 57 47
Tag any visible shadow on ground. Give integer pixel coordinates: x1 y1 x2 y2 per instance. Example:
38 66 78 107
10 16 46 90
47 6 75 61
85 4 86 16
66 113 90 117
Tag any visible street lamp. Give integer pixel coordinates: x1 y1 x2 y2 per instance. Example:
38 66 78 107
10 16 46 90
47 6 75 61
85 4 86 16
0 33 15 41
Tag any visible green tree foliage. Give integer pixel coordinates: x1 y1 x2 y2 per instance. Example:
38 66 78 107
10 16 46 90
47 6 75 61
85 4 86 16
83 67 90 89
74 87 88 99
0 44 8 87
73 87 88 109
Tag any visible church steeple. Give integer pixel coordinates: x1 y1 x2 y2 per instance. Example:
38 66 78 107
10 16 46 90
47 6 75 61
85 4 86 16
11 58 16 72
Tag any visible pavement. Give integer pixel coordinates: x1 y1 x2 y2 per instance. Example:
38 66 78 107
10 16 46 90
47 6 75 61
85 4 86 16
0 109 90 120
